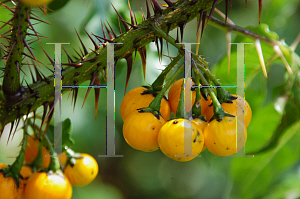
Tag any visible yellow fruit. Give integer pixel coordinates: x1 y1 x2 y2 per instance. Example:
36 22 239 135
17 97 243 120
64 154 98 187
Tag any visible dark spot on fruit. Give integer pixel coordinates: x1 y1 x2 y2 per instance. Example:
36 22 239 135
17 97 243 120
173 120 178 124
214 142 216 144
91 170 94 175
152 127 155 130
226 148 229 150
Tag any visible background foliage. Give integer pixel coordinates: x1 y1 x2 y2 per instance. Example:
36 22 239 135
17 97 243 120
1 0 300 198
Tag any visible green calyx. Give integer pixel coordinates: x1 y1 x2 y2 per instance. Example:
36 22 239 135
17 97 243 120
137 107 162 120
210 105 234 122
216 88 238 104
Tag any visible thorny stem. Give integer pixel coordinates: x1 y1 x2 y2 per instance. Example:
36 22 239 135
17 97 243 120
0 0 218 126
151 20 237 109
153 21 232 104
208 15 277 46
3 2 30 96
151 22 183 52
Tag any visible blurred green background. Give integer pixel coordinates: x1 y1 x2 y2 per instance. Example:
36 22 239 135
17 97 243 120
1 0 300 198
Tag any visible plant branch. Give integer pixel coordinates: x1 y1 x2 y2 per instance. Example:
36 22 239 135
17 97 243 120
0 0 220 127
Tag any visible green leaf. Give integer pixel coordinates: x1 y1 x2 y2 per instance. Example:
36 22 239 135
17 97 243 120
262 171 300 199
45 118 74 151
250 71 300 154
48 0 70 12
245 103 281 153
230 120 300 199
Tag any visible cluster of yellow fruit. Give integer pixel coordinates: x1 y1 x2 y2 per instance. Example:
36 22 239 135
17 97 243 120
0 135 98 199
120 78 252 161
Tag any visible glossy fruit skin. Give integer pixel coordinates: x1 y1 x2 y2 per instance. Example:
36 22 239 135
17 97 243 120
168 78 210 116
0 164 24 199
158 119 204 162
58 152 67 166
120 87 171 121
24 136 50 169
198 94 212 116
20 0 53 6
203 116 247 157
24 172 72 199
20 166 33 199
20 166 33 180
192 118 208 152
123 111 166 152
206 94 252 127
64 153 98 187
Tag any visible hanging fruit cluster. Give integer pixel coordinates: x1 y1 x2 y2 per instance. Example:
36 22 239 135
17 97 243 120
0 119 98 199
120 59 252 161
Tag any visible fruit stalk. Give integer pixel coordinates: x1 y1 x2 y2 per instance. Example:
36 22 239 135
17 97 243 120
192 62 226 121
192 73 203 118
151 54 183 91
28 119 61 172
196 62 233 103
149 64 184 112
